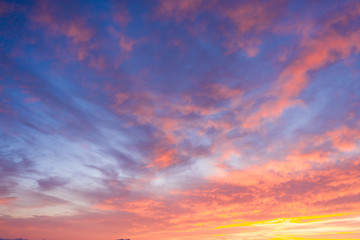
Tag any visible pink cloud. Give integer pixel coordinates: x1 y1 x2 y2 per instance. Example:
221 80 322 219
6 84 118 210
89 55 108 71
154 0 286 57
119 34 135 52
29 0 94 61
243 3 360 129
155 0 205 22
112 2 131 27
0 1 15 16
0 196 16 205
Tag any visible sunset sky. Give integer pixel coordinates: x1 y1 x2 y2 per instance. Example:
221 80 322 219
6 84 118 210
1 0 360 239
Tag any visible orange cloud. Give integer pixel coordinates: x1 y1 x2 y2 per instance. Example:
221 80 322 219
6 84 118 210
324 126 360 152
0 196 16 205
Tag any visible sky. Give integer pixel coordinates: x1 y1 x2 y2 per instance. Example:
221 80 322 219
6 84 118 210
1 0 360 239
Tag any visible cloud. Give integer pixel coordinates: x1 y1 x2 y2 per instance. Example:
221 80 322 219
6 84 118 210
0 1 15 17
1 1 360 240
154 0 205 22
243 2 360 129
30 1 93 44
154 0 286 56
37 177 68 191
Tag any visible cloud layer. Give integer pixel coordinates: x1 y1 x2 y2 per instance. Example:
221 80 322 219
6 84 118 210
1 0 360 239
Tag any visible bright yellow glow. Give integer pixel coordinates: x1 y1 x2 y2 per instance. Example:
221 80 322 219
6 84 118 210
217 213 353 229
269 238 360 240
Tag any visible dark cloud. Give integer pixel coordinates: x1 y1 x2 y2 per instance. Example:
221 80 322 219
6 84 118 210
37 177 68 191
